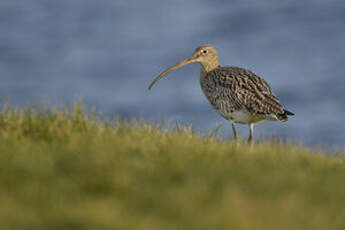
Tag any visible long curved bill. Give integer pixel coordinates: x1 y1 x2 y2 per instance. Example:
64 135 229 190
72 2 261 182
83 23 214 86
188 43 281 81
148 57 197 90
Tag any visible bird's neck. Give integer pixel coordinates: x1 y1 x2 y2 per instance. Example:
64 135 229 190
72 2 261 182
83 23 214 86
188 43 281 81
199 58 219 73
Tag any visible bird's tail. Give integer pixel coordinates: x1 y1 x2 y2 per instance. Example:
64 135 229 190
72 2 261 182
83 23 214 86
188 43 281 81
277 109 294 122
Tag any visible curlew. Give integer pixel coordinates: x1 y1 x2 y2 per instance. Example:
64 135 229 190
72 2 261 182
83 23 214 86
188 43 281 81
148 45 294 145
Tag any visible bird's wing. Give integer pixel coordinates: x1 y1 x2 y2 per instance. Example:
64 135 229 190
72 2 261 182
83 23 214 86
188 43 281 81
212 66 286 116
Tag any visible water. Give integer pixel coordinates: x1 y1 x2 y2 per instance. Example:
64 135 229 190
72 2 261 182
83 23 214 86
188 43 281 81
1 0 345 148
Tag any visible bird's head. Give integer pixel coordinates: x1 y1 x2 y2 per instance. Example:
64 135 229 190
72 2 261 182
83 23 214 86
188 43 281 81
148 44 219 90
192 45 219 67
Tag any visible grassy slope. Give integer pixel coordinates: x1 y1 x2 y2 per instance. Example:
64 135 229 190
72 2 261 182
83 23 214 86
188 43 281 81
0 105 344 230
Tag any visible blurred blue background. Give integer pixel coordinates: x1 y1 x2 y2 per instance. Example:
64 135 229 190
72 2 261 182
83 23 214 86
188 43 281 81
1 0 345 148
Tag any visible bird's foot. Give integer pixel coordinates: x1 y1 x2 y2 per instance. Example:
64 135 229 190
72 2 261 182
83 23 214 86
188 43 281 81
248 137 254 148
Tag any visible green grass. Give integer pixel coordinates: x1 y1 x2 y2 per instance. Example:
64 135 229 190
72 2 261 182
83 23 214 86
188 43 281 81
0 104 345 230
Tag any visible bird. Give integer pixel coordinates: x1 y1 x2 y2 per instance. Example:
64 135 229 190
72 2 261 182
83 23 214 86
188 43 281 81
148 45 294 146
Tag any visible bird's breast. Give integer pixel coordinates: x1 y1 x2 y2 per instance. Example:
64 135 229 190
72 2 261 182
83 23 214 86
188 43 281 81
200 70 265 124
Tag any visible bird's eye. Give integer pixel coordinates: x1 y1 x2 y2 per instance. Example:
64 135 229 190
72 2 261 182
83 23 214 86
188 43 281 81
202 50 208 54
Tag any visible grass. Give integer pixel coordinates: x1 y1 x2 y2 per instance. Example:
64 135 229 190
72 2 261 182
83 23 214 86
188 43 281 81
0 103 345 230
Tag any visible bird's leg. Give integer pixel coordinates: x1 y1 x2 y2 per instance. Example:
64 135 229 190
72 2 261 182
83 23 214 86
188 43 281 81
248 123 254 146
232 123 238 144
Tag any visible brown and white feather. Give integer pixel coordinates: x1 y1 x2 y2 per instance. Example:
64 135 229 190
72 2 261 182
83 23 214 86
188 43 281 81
200 66 290 124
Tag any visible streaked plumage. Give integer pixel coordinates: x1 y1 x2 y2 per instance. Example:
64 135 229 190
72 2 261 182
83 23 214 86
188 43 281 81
149 45 294 145
200 66 293 124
